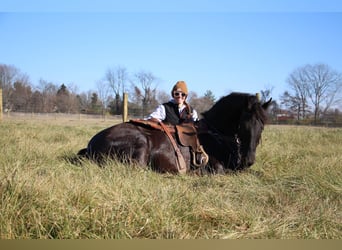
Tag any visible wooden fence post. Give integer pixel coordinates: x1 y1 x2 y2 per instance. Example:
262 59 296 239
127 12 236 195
256 92 260 102
0 89 3 121
122 92 128 122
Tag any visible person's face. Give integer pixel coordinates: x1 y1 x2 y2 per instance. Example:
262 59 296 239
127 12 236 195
173 90 187 105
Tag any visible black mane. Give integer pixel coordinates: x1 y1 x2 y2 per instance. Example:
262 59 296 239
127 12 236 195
202 92 267 135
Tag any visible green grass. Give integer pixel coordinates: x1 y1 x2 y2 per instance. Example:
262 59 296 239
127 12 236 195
0 118 341 239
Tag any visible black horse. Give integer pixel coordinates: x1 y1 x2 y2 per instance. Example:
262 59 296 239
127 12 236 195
78 92 272 174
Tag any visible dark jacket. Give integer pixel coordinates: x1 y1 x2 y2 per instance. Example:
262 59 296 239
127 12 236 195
162 101 193 125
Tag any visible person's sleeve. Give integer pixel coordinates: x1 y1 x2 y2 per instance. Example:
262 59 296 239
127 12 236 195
146 104 166 121
192 109 199 121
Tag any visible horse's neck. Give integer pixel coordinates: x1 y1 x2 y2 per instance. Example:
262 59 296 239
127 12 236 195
199 117 238 136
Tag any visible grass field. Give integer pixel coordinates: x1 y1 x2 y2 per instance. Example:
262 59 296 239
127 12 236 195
0 116 341 239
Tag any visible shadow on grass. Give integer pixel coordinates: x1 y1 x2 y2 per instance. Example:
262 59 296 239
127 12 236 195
59 152 87 167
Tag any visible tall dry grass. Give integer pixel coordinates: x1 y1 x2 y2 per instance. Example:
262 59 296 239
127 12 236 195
0 117 341 239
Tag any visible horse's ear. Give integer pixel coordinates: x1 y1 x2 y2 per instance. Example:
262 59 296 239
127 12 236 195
262 98 272 110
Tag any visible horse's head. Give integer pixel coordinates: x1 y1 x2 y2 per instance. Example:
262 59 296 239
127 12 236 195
201 92 272 171
237 97 272 168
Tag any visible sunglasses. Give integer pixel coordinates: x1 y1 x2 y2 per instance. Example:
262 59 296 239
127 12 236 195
174 92 186 97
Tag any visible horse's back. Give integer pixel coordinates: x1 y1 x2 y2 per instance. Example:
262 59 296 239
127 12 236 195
88 122 147 153
82 121 189 173
86 122 168 167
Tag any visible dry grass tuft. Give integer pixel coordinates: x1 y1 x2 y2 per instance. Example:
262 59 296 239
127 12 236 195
0 119 341 239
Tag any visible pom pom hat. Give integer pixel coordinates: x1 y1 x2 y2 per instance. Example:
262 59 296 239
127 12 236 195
171 81 188 96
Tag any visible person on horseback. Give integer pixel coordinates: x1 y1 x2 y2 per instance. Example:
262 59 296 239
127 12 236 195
147 80 198 125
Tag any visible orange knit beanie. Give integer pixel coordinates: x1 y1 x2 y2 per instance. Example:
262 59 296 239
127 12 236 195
171 81 188 96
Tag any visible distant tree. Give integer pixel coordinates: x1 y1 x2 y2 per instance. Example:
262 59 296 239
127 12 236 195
76 91 93 113
56 84 70 113
259 86 279 120
105 66 128 115
31 90 44 113
0 64 21 111
156 90 169 104
305 64 342 122
286 67 310 119
37 79 58 112
89 92 102 114
12 79 32 111
280 91 296 117
203 90 216 103
287 63 342 123
280 91 309 120
322 108 342 124
91 92 98 106
260 85 274 103
57 83 68 95
66 83 81 113
189 91 215 117
96 79 110 115
131 71 158 117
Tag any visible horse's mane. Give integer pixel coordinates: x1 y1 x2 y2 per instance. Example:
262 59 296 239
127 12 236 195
253 99 269 124
201 92 268 134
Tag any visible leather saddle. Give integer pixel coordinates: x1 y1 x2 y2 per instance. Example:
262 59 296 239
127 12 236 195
129 119 209 174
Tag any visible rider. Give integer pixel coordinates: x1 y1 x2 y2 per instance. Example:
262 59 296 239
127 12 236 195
147 80 198 125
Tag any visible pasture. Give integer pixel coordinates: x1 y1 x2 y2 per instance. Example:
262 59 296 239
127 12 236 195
0 115 341 239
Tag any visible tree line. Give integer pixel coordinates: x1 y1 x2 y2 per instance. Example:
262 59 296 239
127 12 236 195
1 63 342 125
0 64 216 118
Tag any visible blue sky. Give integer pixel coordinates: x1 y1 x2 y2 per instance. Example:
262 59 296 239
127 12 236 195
1 1 342 102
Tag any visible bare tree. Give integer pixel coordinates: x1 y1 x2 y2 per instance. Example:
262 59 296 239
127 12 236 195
189 91 215 117
105 66 128 115
37 79 58 112
286 67 310 119
286 64 342 123
12 78 32 112
96 79 110 116
31 90 44 113
131 71 158 117
77 90 94 113
304 64 342 123
66 83 81 113
260 86 279 120
156 90 170 104
260 85 274 103
280 91 308 120
0 64 20 111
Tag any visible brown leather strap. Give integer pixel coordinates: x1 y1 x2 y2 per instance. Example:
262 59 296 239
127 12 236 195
159 122 187 174
130 119 176 133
